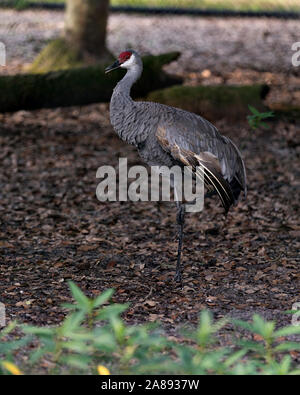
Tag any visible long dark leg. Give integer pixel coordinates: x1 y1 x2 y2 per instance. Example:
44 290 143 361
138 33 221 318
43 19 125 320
174 203 185 285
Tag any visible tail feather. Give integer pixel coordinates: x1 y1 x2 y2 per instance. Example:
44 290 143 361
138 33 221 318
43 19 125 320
156 135 236 212
176 147 235 212
229 177 243 202
195 157 235 213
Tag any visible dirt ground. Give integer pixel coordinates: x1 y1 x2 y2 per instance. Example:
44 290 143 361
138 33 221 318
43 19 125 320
1 9 300 74
0 104 299 330
0 10 299 342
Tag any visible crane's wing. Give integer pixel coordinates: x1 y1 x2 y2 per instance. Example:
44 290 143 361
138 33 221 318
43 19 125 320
155 110 246 212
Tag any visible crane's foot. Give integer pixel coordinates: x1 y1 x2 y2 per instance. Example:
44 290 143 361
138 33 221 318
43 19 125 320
174 269 183 288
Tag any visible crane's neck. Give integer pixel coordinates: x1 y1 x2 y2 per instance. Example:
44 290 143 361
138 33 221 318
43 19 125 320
114 64 142 97
110 64 145 146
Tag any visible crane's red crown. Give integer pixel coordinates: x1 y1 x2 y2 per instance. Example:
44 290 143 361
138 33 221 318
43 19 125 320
118 51 132 64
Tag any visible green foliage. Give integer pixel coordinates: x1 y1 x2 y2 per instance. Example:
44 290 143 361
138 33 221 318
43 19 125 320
247 105 274 129
112 0 300 12
1 282 299 375
8 1 300 13
10 0 30 10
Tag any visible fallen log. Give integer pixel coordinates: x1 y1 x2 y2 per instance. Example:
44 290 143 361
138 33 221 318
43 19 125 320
147 84 270 121
0 52 182 113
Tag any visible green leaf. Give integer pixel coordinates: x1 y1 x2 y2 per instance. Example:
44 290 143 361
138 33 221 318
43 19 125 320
248 105 260 115
93 331 117 352
275 355 292 375
60 354 92 370
0 321 18 338
224 349 248 367
61 340 93 354
232 319 253 332
247 106 274 129
96 303 129 320
60 311 85 336
22 326 55 337
274 342 300 352
260 122 270 129
0 337 30 353
289 369 300 375
252 314 275 339
68 281 91 312
234 339 266 353
274 325 300 337
93 289 114 308
29 346 49 364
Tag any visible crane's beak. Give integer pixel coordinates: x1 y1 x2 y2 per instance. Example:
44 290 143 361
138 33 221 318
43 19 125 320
105 60 121 74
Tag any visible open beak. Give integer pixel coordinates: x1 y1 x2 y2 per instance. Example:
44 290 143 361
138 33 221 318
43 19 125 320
105 59 121 74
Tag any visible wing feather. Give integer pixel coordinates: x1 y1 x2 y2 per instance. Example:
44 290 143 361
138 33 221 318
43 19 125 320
155 108 247 199
156 126 235 212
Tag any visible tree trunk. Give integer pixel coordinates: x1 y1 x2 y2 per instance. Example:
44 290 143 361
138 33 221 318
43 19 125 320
65 0 110 61
29 0 112 73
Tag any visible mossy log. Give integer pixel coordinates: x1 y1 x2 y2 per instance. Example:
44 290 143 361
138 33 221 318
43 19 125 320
0 52 182 113
147 84 270 121
267 103 300 119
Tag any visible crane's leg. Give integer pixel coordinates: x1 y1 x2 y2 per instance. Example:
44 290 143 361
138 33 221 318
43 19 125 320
174 202 185 285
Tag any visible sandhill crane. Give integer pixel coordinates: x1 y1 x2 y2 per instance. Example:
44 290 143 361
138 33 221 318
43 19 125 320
105 50 247 284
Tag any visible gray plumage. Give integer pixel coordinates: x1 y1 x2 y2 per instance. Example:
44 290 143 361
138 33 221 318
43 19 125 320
106 50 247 284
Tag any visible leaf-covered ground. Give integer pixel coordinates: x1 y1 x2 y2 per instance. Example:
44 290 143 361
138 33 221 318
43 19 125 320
0 104 299 333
